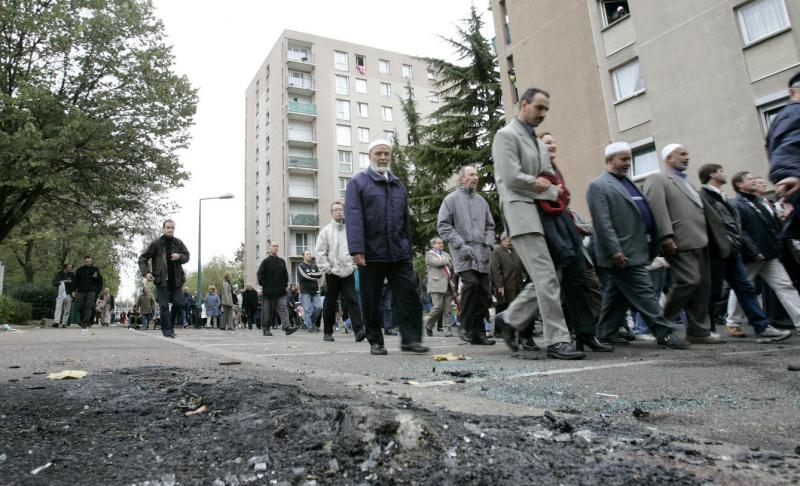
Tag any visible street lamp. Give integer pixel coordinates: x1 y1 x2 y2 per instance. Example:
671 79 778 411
197 193 234 321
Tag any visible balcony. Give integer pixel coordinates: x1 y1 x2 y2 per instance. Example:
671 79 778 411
287 184 318 201
287 127 317 146
288 77 315 94
287 101 316 120
287 51 315 72
288 155 318 173
289 213 319 227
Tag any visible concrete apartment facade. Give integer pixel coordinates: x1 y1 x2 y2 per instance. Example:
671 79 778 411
490 0 800 216
244 30 439 286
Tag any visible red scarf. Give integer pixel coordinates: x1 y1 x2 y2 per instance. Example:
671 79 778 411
535 171 571 215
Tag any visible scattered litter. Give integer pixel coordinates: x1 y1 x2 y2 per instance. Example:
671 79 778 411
787 365 800 372
446 447 457 458
218 360 241 366
2 324 16 331
443 370 473 378
8 379 18 382
544 410 574 433
633 407 651 419
184 405 209 417
31 462 52 475
596 392 618 399
32 371 46 375
27 386 45 390
253 462 267 472
9 365 20 369
575 430 595 443
0 453 6 461
403 379 456 387
432 353 470 361
47 370 88 380
328 458 340 473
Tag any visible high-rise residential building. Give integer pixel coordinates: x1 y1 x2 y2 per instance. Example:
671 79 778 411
244 30 439 285
490 0 800 216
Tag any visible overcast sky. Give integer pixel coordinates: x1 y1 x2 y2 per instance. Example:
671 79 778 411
118 0 493 300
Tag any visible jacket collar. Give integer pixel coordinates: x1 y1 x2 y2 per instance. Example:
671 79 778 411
664 169 703 207
367 166 398 183
602 171 639 210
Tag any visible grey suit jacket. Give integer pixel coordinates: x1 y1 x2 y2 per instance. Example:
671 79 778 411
643 170 708 250
587 171 658 268
492 118 560 237
425 250 451 294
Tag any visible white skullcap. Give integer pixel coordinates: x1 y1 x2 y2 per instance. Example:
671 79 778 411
661 143 684 161
368 139 391 152
604 142 631 158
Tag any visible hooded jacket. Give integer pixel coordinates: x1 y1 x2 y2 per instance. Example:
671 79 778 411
315 219 356 278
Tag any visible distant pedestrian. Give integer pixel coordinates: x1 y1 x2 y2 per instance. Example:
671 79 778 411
73 255 103 331
138 219 190 338
220 272 235 331
96 288 113 326
205 287 220 328
425 237 453 337
136 287 156 330
52 263 75 328
182 287 193 328
297 250 323 332
242 284 259 329
257 242 299 337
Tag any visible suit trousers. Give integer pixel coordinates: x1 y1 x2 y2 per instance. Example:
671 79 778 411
74 291 96 329
221 305 234 330
323 274 364 335
710 254 769 335
426 292 452 332
504 233 571 347
664 248 712 337
261 295 290 333
458 270 491 336
359 260 423 346
558 256 597 338
727 257 800 329
597 264 675 341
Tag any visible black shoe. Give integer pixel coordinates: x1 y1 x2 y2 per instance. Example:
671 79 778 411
575 336 614 352
263 331 273 336
384 328 398 336
425 327 433 337
355 329 366 342
470 334 496 345
458 328 472 343
521 336 540 351
657 333 690 349
400 342 429 353
284 326 298 336
495 313 519 352
546 342 586 360
618 327 636 341
370 344 388 355
436 327 443 332
323 334 335 342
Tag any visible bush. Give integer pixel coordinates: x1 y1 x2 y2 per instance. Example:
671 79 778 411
7 283 55 320
0 295 32 324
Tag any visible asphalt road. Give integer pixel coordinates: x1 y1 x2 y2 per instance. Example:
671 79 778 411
2 324 800 456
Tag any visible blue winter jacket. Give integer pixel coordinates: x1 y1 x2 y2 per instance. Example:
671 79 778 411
767 101 800 237
345 167 413 262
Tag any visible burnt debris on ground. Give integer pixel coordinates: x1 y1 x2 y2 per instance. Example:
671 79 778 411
1 367 798 485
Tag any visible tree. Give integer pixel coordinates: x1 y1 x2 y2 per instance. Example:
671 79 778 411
0 0 197 244
184 255 242 297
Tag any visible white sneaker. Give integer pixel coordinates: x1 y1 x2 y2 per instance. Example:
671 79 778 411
81 328 89 334
757 325 792 343
635 333 656 342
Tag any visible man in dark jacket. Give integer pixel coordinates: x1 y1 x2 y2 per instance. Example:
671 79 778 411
768 71 800 238
241 284 260 330
52 263 75 327
73 256 103 330
257 242 298 336
699 164 790 343
345 139 428 355
727 171 800 334
138 220 189 338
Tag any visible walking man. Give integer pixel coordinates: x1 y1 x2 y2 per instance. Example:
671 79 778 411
587 143 688 349
138 219 190 338
490 88 585 359
491 233 533 347
52 263 75 327
437 165 496 345
643 144 723 344
73 255 103 331
136 287 156 330
220 272 235 331
241 284 259 330
257 242 298 336
297 250 323 332
425 237 454 337
345 139 428 355
768 71 800 237
315 201 366 342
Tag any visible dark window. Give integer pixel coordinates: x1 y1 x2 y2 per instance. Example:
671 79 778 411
602 1 629 26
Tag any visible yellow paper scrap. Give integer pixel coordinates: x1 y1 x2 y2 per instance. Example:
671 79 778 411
432 353 470 362
47 370 88 380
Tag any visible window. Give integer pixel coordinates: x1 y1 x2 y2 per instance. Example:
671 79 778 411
294 232 315 257
355 54 366 74
427 69 435 80
337 151 353 172
358 102 369 118
358 127 370 144
265 212 270 226
255 195 260 210
335 75 349 96
631 143 658 178
265 160 270 175
334 50 348 71
383 130 395 143
355 78 367 93
612 60 644 101
428 90 439 102
379 59 390 74
359 152 370 169
380 82 391 97
336 125 351 146
338 178 350 199
601 1 630 27
336 99 351 120
382 106 393 121
760 98 788 132
737 0 790 45
265 186 270 200
403 86 414 100
402 64 413 79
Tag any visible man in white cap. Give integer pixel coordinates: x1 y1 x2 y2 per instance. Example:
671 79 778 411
587 142 689 349
344 139 428 355
643 144 723 344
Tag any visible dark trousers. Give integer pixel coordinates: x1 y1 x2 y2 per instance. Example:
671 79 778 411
360 260 423 346
74 291 96 328
597 264 675 341
323 274 364 335
244 307 258 329
156 286 183 337
664 248 712 337
559 256 597 338
710 254 769 335
458 270 490 336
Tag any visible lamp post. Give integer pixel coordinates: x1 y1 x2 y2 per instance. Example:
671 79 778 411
197 193 234 320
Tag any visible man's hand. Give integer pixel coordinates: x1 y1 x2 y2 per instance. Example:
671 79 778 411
462 246 477 261
755 254 766 263
661 238 678 257
533 176 552 194
497 287 505 297
353 254 366 266
610 252 628 268
170 253 181 261
145 273 154 282
777 176 800 197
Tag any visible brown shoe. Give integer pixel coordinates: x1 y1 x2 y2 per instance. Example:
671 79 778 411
725 326 747 338
685 334 726 344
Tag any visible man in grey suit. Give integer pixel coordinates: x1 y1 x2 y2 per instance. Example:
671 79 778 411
643 144 724 344
491 87 585 360
424 237 453 337
587 142 689 349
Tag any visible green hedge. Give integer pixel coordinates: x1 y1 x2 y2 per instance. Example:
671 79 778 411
0 295 32 324
7 283 55 320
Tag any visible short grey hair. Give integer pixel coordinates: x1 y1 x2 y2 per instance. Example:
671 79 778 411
430 236 444 246
458 165 477 178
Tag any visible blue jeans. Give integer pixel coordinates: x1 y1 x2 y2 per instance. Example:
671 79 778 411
301 293 322 330
157 286 183 337
141 314 151 329
712 254 770 335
